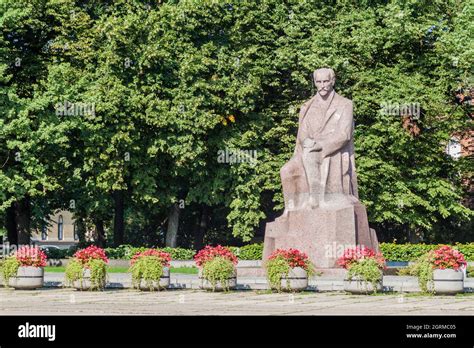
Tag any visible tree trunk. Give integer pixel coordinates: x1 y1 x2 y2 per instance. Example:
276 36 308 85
165 203 181 247
95 220 106 248
113 190 125 247
75 216 87 243
5 203 18 246
16 197 31 245
194 205 209 250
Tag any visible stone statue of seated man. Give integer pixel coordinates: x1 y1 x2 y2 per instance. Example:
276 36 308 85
278 67 359 218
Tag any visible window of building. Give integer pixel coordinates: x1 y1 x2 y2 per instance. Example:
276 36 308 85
58 215 64 241
73 223 78 241
41 224 47 241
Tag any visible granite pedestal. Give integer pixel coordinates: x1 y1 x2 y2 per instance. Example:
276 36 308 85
263 201 379 268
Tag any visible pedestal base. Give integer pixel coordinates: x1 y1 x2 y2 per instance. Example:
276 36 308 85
263 201 379 268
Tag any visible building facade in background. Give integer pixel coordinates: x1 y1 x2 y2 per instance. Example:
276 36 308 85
31 211 78 249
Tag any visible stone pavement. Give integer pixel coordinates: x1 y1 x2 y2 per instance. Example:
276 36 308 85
41 272 474 292
0 288 473 315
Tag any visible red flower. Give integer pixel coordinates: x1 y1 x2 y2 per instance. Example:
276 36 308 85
267 248 312 272
73 246 108 265
337 246 385 270
430 245 466 270
131 249 171 267
194 245 238 267
14 246 47 267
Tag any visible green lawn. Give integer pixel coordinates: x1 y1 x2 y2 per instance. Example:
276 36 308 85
44 266 198 274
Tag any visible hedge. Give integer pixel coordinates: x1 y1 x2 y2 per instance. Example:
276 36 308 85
41 243 473 262
103 244 263 261
228 243 263 260
380 243 474 262
468 266 474 277
104 245 196 260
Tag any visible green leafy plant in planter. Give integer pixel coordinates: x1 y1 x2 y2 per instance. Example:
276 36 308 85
265 249 314 292
0 246 47 288
201 256 235 291
1 257 20 285
129 249 171 291
338 246 386 294
194 245 238 291
65 246 108 291
402 253 434 293
402 245 467 294
346 258 384 291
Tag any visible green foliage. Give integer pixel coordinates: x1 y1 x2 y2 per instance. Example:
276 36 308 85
0 257 20 285
160 247 195 260
226 243 263 260
381 243 474 261
237 243 263 260
0 0 472 245
65 259 107 291
129 256 166 291
456 243 474 261
105 245 195 260
346 258 383 293
103 244 262 261
171 266 198 274
43 247 75 259
201 256 235 292
467 266 474 278
105 245 147 260
228 246 240 258
401 253 435 294
64 260 83 287
381 243 439 261
88 259 108 291
265 256 291 292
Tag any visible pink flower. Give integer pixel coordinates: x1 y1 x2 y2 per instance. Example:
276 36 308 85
430 245 466 270
267 248 312 272
194 245 238 267
131 249 171 267
337 246 385 270
14 246 47 267
73 246 108 265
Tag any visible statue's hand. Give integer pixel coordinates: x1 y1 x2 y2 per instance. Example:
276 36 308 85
311 142 323 151
303 138 315 148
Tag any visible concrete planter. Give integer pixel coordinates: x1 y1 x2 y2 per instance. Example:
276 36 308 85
432 269 464 295
137 267 170 291
8 266 44 290
279 267 308 292
199 268 237 291
72 269 106 291
344 277 382 294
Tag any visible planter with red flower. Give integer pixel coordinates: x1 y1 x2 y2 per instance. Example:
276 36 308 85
65 246 108 291
129 249 171 291
0 246 47 290
431 246 466 294
338 246 385 294
406 245 466 294
194 245 238 291
265 249 314 292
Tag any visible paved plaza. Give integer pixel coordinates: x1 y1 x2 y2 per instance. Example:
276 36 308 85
0 287 473 315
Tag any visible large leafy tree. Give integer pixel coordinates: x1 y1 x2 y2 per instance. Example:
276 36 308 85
1 0 472 246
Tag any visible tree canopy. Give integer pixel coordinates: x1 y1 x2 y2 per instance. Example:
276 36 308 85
1 0 472 247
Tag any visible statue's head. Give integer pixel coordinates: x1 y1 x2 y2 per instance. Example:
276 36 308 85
313 68 335 97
